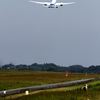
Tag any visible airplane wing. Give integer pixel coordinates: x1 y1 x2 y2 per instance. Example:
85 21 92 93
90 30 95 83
29 0 50 5
55 2 75 6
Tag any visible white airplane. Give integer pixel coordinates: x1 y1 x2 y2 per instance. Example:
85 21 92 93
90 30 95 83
29 0 75 8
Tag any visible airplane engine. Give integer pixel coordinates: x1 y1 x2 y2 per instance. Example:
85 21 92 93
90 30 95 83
44 4 47 6
60 4 63 6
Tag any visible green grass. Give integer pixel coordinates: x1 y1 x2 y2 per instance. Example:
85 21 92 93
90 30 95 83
6 81 100 100
0 70 100 91
0 70 99 100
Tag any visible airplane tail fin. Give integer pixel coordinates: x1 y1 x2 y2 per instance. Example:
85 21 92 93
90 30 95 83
51 0 57 4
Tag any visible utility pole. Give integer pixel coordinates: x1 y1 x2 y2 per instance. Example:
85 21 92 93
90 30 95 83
0 58 2 69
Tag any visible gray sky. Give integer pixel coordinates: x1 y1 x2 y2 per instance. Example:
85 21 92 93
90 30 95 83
0 0 100 67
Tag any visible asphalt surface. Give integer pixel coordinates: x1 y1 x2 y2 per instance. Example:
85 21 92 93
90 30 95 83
0 77 100 96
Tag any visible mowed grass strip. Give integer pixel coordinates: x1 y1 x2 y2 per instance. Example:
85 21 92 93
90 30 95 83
3 80 100 100
0 70 100 91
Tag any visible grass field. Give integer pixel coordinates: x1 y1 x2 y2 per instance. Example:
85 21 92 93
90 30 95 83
0 70 100 91
0 70 100 100
2 80 100 100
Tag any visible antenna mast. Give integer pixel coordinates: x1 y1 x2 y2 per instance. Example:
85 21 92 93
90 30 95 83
0 59 2 69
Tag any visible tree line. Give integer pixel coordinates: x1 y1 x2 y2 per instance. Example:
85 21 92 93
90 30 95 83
1 63 100 73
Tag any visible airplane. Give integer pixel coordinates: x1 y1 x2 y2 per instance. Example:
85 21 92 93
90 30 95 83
29 0 75 8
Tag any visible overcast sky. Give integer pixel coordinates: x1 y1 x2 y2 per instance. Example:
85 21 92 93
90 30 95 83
0 0 100 67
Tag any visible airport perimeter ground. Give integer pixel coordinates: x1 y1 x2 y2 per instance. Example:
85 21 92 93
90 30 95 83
0 70 100 100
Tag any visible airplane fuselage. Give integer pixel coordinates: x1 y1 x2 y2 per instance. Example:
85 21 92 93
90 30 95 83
48 0 56 8
29 0 75 8
48 4 56 8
